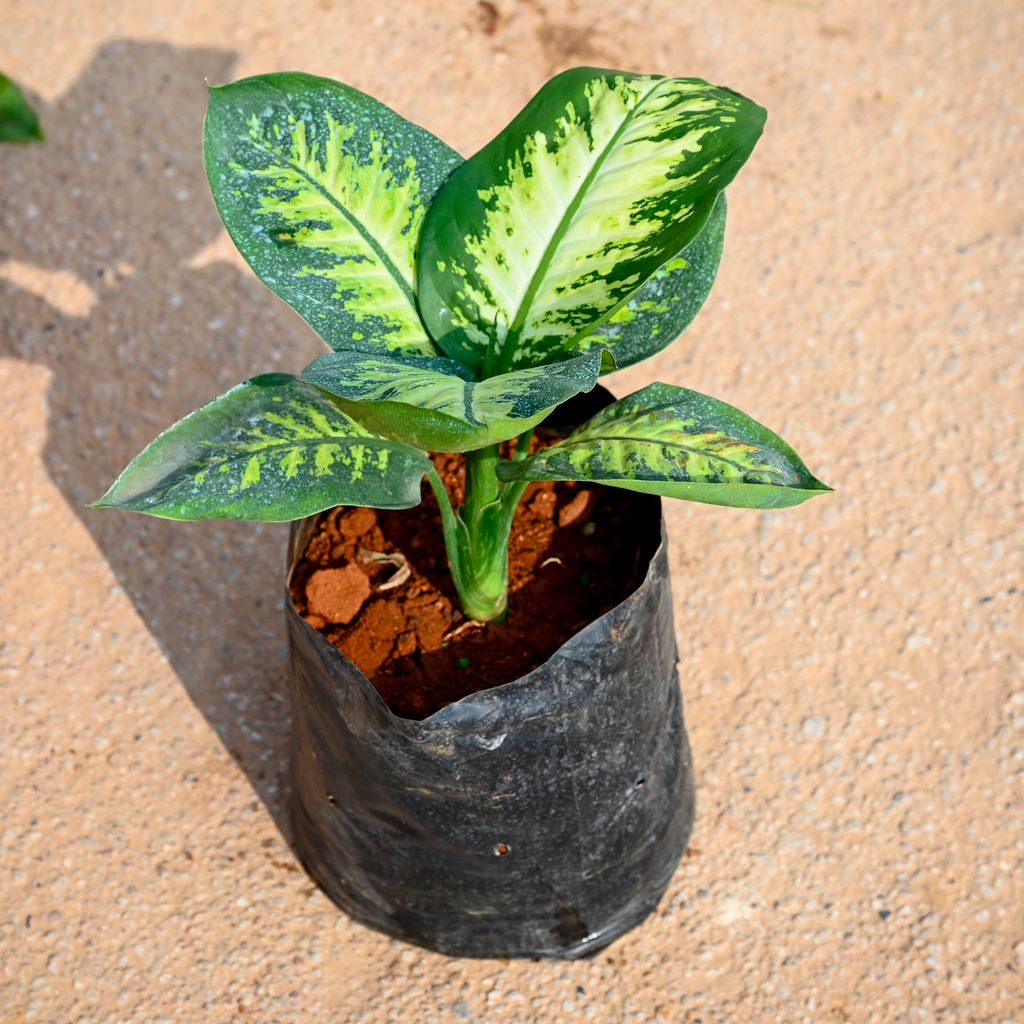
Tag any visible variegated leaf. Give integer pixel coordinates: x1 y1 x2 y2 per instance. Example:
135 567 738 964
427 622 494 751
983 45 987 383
299 349 606 453
417 67 764 373
205 72 461 356
496 382 830 509
92 375 431 520
583 195 726 372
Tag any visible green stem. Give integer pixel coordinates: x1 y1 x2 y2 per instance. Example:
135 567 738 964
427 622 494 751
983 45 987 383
428 441 532 624
511 426 534 462
427 466 468 580
457 444 509 622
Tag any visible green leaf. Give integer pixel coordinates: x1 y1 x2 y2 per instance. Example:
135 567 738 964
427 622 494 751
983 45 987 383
92 374 431 521
0 73 43 142
204 72 462 357
299 349 605 453
496 382 831 509
584 194 726 372
417 67 764 373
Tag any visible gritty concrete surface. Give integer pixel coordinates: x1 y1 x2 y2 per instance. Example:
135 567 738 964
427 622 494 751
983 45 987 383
1 1 1021 1021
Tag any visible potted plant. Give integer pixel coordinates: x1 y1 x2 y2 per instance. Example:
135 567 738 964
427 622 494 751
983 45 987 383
94 67 829 958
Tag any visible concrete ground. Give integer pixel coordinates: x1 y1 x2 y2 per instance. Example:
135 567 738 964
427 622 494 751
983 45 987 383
1 1 1021 1021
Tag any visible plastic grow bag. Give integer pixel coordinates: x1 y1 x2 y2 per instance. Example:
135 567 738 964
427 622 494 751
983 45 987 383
284 495 695 959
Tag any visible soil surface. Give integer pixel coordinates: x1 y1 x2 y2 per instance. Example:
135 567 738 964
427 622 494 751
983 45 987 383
289 452 655 718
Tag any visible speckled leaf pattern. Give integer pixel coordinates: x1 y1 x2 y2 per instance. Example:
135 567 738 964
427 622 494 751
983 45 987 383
496 382 830 509
417 67 764 372
204 73 461 356
583 195 726 372
0 73 43 142
92 375 431 520
299 349 605 452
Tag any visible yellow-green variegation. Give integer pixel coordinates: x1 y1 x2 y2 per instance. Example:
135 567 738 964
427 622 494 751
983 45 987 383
95 66 830 625
417 67 764 374
496 382 830 509
298 348 607 452
205 72 461 356
585 196 726 372
92 375 431 520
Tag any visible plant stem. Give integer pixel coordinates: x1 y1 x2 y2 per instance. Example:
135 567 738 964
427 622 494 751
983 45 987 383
511 426 534 462
457 444 509 622
426 465 468 577
427 436 533 624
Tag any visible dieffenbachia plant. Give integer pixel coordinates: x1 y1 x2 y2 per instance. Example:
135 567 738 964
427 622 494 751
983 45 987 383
94 68 830 622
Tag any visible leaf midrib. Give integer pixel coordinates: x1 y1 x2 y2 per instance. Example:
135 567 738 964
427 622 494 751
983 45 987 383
250 136 419 312
546 433 783 479
200 435 415 460
497 77 669 370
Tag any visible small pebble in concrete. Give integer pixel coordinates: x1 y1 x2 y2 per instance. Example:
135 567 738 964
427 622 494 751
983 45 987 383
802 715 825 737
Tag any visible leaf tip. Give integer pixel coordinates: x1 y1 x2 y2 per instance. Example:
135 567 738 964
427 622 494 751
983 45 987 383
18 119 44 142
598 348 618 374
204 80 234 111
786 476 833 507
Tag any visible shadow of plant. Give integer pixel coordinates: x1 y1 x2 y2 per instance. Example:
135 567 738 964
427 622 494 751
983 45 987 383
0 40 326 837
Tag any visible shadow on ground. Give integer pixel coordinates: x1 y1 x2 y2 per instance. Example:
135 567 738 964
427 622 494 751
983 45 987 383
0 40 325 837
